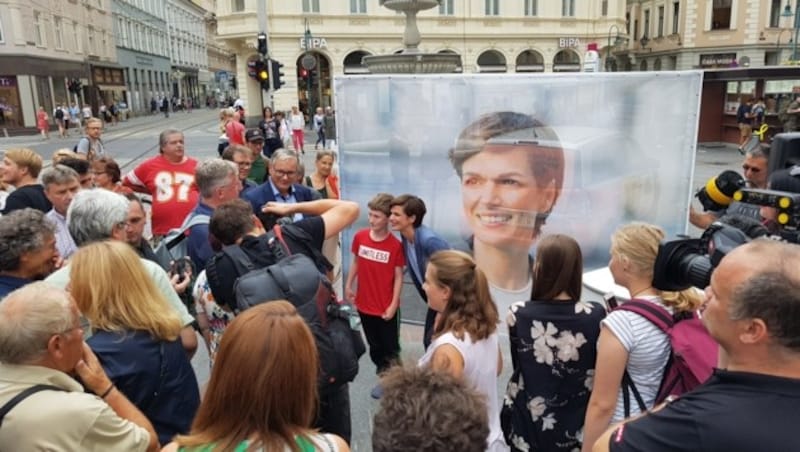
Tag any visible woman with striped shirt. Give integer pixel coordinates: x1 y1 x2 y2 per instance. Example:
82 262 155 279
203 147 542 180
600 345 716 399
581 223 703 451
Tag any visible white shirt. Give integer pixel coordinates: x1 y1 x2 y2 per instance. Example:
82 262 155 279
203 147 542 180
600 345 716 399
602 295 672 421
290 113 305 130
419 331 509 452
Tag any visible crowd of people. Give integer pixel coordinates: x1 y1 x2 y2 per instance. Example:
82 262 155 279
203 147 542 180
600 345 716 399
1 106 800 452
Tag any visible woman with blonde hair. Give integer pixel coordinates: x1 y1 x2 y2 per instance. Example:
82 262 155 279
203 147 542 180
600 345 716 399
581 222 704 451
418 250 508 452
70 240 200 445
163 301 349 452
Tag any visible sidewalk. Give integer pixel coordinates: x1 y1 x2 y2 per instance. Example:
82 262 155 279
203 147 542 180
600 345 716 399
0 109 218 148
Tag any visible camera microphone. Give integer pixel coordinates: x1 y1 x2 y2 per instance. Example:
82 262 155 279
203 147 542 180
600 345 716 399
695 170 745 212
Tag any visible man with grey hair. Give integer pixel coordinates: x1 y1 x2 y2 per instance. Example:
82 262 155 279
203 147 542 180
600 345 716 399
186 158 240 269
0 209 58 298
0 283 158 451
122 128 199 239
243 148 316 229
593 239 800 452
42 164 81 259
45 189 198 355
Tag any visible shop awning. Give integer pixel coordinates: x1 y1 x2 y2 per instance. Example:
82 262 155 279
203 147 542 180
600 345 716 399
96 84 126 92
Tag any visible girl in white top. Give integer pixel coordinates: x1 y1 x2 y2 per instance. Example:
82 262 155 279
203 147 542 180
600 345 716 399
289 105 306 154
581 223 704 451
418 250 509 452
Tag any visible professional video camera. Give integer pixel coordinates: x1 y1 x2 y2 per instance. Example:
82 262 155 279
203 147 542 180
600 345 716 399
652 223 748 291
695 170 745 212
655 188 800 291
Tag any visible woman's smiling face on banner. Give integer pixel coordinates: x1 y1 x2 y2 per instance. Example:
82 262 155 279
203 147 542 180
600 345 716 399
460 144 556 251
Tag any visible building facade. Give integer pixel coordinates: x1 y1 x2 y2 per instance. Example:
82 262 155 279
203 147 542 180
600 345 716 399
0 0 117 129
618 0 795 72
213 0 628 120
112 0 172 114
166 0 209 106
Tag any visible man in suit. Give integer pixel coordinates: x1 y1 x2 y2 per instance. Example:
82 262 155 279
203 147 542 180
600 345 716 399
243 148 316 228
389 194 450 349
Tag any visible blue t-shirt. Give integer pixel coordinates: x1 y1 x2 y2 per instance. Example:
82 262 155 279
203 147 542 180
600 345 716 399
88 330 200 445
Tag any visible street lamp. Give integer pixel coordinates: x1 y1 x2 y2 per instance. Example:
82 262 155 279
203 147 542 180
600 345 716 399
783 0 800 62
606 24 625 71
303 19 315 116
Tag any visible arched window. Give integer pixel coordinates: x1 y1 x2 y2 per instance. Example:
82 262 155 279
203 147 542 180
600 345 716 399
653 58 662 71
516 50 544 72
343 50 371 74
477 50 507 72
553 49 581 72
640 59 648 71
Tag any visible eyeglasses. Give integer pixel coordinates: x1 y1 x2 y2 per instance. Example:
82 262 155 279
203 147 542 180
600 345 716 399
742 165 761 173
273 170 297 178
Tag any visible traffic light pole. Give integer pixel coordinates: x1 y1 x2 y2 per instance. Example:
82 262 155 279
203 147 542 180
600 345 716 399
257 0 273 111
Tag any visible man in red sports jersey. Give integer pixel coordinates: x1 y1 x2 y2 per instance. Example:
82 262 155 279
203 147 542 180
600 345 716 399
122 129 200 239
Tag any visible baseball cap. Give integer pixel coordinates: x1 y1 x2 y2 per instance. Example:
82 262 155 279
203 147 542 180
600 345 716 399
245 129 264 142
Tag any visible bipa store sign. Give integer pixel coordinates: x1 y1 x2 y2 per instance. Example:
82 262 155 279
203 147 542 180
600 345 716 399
300 37 328 50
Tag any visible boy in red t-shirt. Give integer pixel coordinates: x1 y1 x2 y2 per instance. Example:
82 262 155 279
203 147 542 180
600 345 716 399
345 193 405 398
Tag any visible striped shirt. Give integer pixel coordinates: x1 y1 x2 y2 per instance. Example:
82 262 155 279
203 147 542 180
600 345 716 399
45 209 77 259
603 296 672 422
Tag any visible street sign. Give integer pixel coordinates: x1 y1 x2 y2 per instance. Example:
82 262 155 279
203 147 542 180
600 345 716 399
301 54 317 70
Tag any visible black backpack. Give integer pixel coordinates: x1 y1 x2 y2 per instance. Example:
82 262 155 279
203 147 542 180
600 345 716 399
55 108 64 120
206 225 365 394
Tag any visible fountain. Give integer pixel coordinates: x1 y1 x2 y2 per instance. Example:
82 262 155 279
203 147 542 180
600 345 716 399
362 0 462 74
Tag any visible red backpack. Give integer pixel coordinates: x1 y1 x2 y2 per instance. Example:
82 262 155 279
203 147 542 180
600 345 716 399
617 299 718 416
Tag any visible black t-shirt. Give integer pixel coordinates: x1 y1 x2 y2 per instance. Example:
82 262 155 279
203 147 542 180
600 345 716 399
207 216 327 309
608 369 800 452
1 184 52 215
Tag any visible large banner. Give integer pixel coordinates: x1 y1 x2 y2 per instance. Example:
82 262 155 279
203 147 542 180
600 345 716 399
335 72 702 313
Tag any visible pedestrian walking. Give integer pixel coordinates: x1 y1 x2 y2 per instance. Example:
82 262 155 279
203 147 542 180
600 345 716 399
36 106 50 140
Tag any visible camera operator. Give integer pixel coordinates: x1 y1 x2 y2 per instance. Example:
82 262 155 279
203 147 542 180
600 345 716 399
759 166 800 234
689 147 768 229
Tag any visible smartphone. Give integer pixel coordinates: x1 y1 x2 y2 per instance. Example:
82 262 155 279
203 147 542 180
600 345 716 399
604 292 619 310
170 258 191 283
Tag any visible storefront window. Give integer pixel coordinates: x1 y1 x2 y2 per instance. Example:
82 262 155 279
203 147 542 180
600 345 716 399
0 76 23 127
764 80 800 114
724 80 755 114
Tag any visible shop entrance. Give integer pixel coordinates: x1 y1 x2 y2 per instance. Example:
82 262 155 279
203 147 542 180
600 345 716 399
296 51 331 117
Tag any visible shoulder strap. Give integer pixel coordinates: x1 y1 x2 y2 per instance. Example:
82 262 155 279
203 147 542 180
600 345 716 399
621 371 648 418
266 225 291 261
615 299 674 333
164 214 211 249
0 384 66 427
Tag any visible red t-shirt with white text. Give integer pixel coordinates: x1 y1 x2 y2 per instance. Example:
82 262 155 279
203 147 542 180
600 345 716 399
123 155 199 235
350 228 405 316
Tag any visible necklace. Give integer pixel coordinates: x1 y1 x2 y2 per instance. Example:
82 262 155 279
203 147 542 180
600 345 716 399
629 286 655 298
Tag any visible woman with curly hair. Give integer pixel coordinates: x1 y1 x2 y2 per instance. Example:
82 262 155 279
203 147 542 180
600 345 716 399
581 223 704 451
418 250 508 452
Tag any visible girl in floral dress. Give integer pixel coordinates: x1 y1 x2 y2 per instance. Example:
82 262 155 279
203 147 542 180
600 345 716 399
193 270 235 367
502 234 605 452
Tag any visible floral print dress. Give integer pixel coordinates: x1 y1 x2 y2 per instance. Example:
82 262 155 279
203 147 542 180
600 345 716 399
192 270 235 367
502 300 605 452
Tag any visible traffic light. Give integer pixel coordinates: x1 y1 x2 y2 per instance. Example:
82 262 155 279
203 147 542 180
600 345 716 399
254 60 269 91
308 69 316 86
257 32 267 56
299 68 309 79
247 60 257 80
270 59 285 91
67 79 82 94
